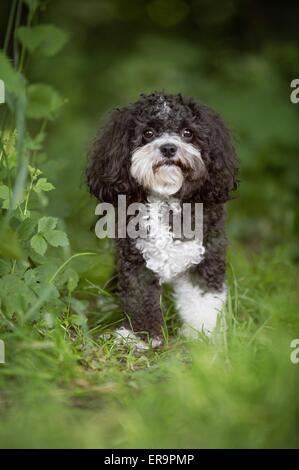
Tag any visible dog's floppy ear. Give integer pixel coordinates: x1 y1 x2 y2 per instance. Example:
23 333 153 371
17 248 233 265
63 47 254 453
200 106 238 203
86 107 139 203
186 100 238 204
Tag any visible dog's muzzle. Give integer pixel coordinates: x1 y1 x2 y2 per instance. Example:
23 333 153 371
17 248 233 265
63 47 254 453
130 133 205 196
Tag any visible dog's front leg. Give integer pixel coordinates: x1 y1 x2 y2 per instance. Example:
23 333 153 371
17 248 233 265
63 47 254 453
173 243 227 338
115 239 164 349
173 273 227 338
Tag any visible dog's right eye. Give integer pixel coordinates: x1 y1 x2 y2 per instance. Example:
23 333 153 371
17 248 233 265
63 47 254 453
143 129 154 140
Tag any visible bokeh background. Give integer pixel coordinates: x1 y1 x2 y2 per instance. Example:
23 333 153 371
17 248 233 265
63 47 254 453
2 0 299 258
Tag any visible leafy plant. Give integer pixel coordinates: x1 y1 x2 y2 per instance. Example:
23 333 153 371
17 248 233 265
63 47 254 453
0 1 94 334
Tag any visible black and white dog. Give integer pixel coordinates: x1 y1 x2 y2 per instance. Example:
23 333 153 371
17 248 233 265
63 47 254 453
87 93 238 349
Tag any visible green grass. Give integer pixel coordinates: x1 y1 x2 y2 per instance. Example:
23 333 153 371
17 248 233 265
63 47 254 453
0 245 299 448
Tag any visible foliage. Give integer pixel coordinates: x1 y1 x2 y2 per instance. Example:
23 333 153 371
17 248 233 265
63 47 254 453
0 1 106 349
0 247 298 448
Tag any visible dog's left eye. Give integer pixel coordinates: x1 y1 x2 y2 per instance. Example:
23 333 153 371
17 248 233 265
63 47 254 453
143 129 154 140
182 128 193 139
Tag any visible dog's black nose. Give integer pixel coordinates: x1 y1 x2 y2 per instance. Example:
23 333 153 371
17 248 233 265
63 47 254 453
160 143 177 158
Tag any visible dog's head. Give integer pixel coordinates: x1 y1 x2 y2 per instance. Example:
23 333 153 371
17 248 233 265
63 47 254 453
87 93 238 203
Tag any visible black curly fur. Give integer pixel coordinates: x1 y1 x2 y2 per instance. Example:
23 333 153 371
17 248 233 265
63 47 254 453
86 92 238 340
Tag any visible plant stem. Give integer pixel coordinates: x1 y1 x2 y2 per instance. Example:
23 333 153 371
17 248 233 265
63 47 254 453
24 253 97 322
3 0 18 54
49 252 96 284
13 0 22 69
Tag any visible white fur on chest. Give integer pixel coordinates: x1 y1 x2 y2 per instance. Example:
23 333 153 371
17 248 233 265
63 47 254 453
135 197 205 283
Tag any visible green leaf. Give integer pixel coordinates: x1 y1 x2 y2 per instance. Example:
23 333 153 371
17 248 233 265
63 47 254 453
0 184 10 208
0 51 25 97
67 268 79 293
17 218 37 241
24 268 60 300
0 261 10 277
34 177 55 193
0 184 9 200
43 229 69 248
0 183 26 209
38 216 58 233
17 25 69 56
26 84 65 120
28 165 42 178
30 233 47 255
0 274 36 316
33 262 58 284
0 225 23 259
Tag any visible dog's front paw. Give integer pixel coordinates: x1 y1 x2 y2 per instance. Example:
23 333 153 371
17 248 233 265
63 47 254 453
114 326 163 351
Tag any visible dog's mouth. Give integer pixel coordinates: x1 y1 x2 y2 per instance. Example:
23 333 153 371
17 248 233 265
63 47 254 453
153 159 188 172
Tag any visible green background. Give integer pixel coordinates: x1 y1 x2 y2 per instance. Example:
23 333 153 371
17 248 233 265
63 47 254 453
2 0 298 255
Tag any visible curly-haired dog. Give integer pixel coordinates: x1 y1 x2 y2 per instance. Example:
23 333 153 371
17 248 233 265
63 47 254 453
87 93 238 349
